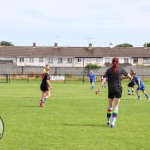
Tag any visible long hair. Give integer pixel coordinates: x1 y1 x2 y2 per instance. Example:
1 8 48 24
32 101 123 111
112 57 119 74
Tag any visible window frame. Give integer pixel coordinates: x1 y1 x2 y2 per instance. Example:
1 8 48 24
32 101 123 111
124 58 129 63
143 58 150 64
39 58 44 63
58 57 63 63
19 57 24 63
77 58 82 63
67 58 72 63
29 58 34 63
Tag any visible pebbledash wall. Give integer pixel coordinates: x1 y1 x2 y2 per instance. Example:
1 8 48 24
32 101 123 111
1 63 150 76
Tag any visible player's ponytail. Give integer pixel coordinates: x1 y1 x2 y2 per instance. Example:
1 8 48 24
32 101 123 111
112 57 119 74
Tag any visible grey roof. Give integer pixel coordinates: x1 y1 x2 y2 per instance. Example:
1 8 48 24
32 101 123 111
0 46 150 58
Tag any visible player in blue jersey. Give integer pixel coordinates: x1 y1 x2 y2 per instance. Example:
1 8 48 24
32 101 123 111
89 70 95 89
130 71 149 100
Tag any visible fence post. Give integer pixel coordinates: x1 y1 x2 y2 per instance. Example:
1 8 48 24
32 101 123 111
6 74 8 83
28 74 29 83
64 75 66 84
83 75 85 84
9 74 10 83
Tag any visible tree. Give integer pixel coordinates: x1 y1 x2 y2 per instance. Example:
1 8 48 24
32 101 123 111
115 43 133 47
143 43 150 47
0 41 14 46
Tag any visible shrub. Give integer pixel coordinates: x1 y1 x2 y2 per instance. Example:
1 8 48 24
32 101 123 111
85 63 101 69
65 74 72 78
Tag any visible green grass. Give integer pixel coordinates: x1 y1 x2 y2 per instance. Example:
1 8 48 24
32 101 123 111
0 81 150 150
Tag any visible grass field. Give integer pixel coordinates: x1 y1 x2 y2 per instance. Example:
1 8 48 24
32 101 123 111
0 80 150 150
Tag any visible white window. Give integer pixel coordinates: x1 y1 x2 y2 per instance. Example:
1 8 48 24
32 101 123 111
77 58 82 63
143 58 150 64
39 58 44 63
29 58 34 63
67 58 72 63
46 57 53 63
96 58 102 63
133 58 138 64
105 58 110 63
124 58 129 63
58 58 63 63
20 58 24 63
87 58 91 63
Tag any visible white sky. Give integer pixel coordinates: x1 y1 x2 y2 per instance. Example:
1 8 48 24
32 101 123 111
0 0 150 47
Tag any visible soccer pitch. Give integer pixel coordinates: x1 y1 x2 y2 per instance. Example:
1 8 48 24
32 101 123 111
0 81 150 150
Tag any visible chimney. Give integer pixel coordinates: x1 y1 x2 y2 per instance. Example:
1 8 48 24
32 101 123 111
88 43 93 51
109 43 113 49
144 43 147 49
54 42 58 48
33 42 36 48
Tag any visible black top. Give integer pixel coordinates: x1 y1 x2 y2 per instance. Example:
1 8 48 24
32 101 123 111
104 66 128 92
41 73 50 87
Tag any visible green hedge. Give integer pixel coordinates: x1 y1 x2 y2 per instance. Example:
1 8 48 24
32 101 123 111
85 63 101 69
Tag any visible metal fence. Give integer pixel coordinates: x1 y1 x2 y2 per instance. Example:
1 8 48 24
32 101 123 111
0 74 150 84
0 74 104 84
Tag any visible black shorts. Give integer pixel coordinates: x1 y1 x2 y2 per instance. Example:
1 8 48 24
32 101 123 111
40 84 49 92
128 82 135 87
108 89 122 99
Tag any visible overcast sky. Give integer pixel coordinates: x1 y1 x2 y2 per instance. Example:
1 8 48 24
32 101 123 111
0 0 150 47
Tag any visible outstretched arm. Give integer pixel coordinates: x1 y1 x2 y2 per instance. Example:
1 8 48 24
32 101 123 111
95 77 106 94
127 73 133 81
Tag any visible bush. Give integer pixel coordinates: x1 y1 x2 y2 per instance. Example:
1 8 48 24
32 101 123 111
65 74 72 78
85 63 101 69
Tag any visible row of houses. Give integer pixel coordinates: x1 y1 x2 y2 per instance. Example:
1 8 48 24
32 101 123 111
0 43 150 67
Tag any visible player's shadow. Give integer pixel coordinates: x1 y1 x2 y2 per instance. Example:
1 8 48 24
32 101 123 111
19 105 40 108
63 123 106 128
121 98 135 100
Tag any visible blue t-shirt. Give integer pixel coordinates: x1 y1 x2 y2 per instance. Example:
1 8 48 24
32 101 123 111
134 76 145 88
89 74 95 82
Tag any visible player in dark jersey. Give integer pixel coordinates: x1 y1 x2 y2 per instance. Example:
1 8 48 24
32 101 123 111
40 65 52 107
127 69 135 95
96 57 132 128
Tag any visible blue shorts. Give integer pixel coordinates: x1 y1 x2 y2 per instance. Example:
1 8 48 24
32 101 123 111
90 80 94 83
136 86 145 91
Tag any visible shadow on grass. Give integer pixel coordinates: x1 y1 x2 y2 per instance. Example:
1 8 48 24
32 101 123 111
19 105 40 108
121 98 135 100
63 123 107 128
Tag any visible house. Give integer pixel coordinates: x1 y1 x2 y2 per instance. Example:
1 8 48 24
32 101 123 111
0 43 150 67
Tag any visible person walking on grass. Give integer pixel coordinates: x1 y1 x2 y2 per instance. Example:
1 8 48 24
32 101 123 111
89 70 95 89
40 65 52 107
130 71 149 101
96 57 132 128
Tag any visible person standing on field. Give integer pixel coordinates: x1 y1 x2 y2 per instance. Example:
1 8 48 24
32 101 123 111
89 70 95 89
40 65 52 107
96 57 132 128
